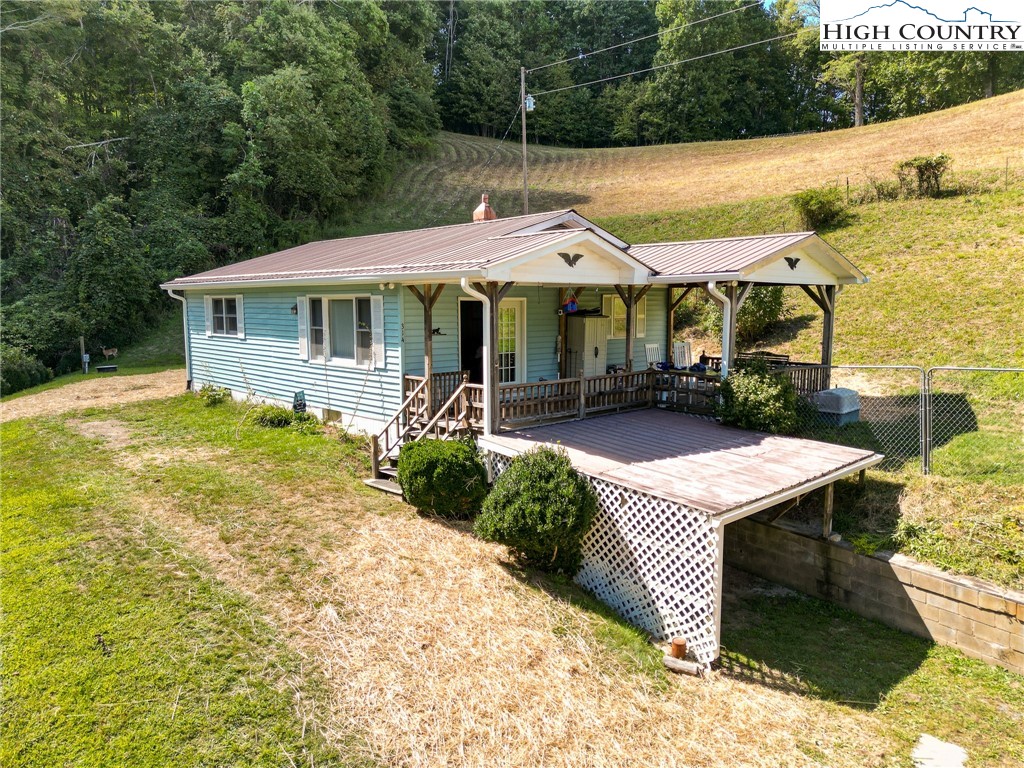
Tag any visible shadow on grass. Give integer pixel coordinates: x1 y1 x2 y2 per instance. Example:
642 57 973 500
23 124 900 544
795 392 978 473
753 312 819 347
718 567 931 709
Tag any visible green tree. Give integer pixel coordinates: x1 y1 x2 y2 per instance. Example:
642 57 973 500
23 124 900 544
642 0 798 142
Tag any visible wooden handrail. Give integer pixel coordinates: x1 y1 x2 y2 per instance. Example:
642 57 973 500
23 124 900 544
414 377 472 442
372 376 430 475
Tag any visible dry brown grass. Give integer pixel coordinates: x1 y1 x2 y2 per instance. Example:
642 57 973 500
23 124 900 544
0 370 186 422
370 89 1023 228
101 430 893 768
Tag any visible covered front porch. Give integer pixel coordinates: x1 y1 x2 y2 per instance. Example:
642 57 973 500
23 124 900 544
372 229 866 474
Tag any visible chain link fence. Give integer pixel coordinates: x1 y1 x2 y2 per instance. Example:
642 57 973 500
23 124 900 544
925 368 1024 481
782 365 1023 479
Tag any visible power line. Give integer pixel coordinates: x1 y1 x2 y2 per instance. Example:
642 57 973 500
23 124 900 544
530 32 799 98
526 2 763 74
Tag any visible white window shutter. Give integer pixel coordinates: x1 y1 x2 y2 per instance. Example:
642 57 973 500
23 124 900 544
204 295 213 336
235 295 245 339
370 295 385 369
296 297 308 360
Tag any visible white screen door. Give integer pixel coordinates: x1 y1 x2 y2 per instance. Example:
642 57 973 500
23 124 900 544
497 299 524 384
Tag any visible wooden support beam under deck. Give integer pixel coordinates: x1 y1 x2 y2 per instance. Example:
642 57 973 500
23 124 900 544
822 482 835 538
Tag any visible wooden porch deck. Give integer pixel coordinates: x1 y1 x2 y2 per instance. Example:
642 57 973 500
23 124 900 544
478 410 882 521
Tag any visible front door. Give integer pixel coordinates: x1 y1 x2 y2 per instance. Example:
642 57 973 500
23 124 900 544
459 298 525 385
459 300 484 384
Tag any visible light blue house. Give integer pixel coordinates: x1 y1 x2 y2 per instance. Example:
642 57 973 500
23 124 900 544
162 202 864 439
162 199 879 668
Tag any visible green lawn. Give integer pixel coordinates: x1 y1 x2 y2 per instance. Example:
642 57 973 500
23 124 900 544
3 396 1023 766
0 409 365 767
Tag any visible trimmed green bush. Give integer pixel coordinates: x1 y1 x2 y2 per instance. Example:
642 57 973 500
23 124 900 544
474 447 597 575
791 185 847 230
249 403 294 428
894 153 951 198
718 361 799 435
397 439 488 519
0 344 52 396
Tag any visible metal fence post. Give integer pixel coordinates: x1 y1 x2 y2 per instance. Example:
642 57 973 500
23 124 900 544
922 367 931 475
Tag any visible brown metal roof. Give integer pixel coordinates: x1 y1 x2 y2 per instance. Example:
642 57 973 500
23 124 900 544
164 210 581 286
627 232 815 278
163 208 864 289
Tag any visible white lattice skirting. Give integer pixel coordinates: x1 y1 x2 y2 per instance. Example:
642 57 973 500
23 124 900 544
487 452 721 665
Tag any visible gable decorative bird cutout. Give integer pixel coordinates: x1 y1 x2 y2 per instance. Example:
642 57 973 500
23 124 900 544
558 252 585 268
784 256 801 270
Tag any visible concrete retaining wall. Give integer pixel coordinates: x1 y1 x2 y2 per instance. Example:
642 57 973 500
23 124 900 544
725 517 1024 675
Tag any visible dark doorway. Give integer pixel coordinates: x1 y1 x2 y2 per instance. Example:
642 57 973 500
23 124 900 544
460 300 484 384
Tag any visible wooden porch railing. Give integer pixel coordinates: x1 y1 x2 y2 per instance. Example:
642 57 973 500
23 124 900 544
777 364 832 396
372 376 429 478
414 377 474 442
382 369 724 451
499 378 582 427
651 370 721 415
583 371 652 414
702 353 832 396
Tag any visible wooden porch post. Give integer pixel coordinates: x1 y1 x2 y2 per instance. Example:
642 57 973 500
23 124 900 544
666 286 675 362
624 286 635 372
800 284 837 388
666 286 693 365
821 285 836 367
407 284 445 415
615 284 651 373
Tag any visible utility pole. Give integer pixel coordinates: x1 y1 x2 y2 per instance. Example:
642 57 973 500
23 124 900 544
520 65 529 215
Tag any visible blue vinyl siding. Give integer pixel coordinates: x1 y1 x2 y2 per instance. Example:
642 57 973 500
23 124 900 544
186 286 403 424
602 285 669 368
400 284 668 381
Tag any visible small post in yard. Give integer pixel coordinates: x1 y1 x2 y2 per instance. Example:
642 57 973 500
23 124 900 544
80 336 89 374
370 433 381 479
822 482 834 538
520 66 529 215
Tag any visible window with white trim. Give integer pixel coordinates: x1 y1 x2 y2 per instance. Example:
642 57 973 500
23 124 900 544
603 294 646 339
204 295 245 338
299 295 384 368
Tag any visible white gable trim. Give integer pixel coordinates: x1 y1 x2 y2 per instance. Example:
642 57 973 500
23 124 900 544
647 234 867 286
483 230 650 285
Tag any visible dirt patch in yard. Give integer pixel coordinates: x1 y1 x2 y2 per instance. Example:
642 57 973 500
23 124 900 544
67 419 136 450
0 370 186 423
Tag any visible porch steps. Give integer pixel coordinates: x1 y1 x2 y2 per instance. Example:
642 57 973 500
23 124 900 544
363 477 403 495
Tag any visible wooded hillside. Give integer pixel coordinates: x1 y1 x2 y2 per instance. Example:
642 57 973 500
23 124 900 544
2 0 1022 385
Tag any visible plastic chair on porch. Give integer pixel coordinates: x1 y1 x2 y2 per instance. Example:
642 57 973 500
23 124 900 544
644 343 663 369
673 341 693 369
